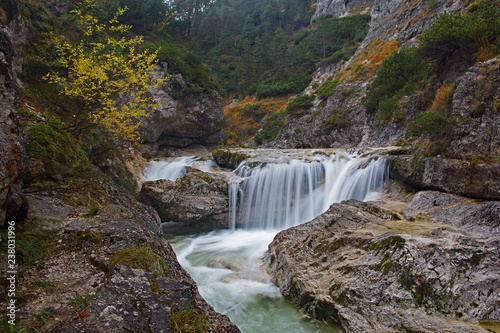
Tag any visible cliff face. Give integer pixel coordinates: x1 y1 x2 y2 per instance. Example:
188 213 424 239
270 0 498 156
139 68 224 149
0 14 27 225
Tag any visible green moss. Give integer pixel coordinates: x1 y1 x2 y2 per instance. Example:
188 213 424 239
25 117 90 183
170 306 211 333
112 244 168 277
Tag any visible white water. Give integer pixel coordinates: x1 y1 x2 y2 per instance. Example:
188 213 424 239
143 156 216 181
229 152 388 229
154 150 388 332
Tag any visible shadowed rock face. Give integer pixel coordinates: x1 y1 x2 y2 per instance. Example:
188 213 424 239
0 25 27 225
266 196 500 333
139 68 224 148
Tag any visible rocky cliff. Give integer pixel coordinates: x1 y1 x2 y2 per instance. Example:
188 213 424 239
139 67 224 149
0 18 27 226
270 0 499 159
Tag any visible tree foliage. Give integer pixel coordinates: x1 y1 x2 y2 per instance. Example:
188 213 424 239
419 1 500 62
45 1 166 142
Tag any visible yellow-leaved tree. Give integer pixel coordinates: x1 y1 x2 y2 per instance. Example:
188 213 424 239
45 0 167 142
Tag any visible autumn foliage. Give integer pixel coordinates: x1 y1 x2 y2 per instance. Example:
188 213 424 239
45 0 166 142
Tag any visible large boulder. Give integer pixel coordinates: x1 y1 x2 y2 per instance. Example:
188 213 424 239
139 67 223 148
140 170 231 229
0 25 27 225
266 197 500 333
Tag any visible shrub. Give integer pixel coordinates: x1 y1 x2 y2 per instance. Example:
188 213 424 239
317 79 340 100
254 112 285 145
364 47 425 113
321 109 350 133
285 95 313 114
408 111 455 137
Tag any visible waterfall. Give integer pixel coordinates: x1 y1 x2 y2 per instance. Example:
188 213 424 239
229 152 388 230
143 156 212 182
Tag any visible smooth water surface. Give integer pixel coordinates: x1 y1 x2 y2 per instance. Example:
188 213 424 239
166 227 342 333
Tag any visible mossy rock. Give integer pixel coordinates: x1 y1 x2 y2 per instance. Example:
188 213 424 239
212 149 249 169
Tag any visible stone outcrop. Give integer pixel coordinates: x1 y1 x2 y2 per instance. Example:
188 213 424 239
13 167 239 332
388 155 500 201
266 194 500 333
445 57 500 160
140 170 231 228
312 0 373 21
139 67 224 148
0 24 27 225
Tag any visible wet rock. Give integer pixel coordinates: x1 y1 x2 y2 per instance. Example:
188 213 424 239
140 170 231 228
138 69 224 148
0 25 27 225
266 198 500 333
212 149 249 169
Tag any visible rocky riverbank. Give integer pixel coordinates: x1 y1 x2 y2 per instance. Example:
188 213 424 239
265 186 500 332
5 167 239 332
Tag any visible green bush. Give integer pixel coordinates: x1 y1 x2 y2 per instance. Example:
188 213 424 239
285 95 313 114
256 74 311 97
26 117 89 182
364 47 424 113
317 79 340 100
254 112 285 145
408 111 454 137
419 1 500 61
321 109 350 133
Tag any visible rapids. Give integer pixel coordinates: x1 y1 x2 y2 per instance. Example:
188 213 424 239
146 149 389 332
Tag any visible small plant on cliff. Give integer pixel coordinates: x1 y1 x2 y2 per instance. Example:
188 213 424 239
285 95 314 114
170 306 211 333
45 0 167 142
112 244 168 277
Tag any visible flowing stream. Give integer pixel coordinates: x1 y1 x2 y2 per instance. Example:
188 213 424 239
145 150 388 332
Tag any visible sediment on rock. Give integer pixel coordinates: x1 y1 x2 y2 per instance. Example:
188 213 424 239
266 194 500 333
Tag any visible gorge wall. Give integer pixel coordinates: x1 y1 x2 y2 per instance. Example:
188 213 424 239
0 1 27 226
269 0 499 161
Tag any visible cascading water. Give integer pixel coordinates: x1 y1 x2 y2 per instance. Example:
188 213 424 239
157 150 389 333
143 156 216 182
229 152 388 230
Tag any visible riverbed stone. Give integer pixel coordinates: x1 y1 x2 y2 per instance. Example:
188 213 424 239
140 170 232 228
266 194 500 333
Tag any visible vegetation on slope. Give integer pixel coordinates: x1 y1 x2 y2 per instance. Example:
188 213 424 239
364 0 500 136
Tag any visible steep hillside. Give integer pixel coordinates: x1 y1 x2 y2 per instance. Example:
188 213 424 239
268 0 499 160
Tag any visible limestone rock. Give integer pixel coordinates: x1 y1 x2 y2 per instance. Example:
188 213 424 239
138 68 223 148
0 25 27 225
266 197 500 332
16 167 239 332
388 155 500 201
312 0 373 21
445 57 500 160
140 170 231 228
